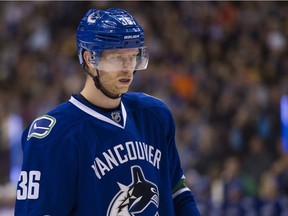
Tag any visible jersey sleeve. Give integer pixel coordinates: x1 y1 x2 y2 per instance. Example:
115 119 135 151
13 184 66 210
165 109 201 216
15 114 80 216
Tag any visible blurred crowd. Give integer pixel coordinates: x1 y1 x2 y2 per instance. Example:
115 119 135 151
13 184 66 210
0 1 288 215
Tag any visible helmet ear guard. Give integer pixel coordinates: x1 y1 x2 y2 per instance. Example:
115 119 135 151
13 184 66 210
89 51 99 66
80 50 100 69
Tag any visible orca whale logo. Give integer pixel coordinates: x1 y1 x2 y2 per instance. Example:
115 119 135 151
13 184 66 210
107 166 159 216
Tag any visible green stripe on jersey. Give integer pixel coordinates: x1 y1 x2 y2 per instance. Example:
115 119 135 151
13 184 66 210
172 178 187 194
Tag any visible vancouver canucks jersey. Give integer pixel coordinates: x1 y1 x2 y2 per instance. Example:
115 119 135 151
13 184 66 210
15 92 198 216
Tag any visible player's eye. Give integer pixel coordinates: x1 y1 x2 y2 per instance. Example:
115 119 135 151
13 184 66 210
108 55 122 61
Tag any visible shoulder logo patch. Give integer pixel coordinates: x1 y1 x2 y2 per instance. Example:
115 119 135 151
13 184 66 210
27 115 56 140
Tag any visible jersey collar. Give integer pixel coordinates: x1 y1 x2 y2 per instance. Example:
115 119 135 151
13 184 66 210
69 96 127 129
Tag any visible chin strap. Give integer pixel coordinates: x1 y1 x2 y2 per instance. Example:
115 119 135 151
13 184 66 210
92 74 121 99
82 65 121 100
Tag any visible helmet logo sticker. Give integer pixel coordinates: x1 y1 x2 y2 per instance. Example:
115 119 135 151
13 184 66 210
124 35 140 40
87 12 99 24
116 16 136 26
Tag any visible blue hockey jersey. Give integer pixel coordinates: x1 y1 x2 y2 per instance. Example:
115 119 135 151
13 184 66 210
15 92 199 215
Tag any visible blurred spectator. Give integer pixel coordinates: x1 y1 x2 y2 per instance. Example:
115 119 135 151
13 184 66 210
258 171 283 216
243 135 275 184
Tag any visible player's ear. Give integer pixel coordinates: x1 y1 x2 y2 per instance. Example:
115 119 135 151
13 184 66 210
83 51 94 68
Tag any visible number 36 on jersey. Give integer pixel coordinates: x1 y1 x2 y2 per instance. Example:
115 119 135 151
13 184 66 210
17 170 41 200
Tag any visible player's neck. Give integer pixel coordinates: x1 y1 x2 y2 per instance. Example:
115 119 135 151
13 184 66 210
80 81 121 109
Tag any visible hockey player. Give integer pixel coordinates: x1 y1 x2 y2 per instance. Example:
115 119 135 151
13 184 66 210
15 8 200 216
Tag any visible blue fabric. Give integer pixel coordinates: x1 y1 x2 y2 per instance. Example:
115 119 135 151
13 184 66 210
15 92 199 215
174 191 201 216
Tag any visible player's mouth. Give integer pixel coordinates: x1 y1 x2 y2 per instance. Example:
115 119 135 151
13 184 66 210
119 78 132 85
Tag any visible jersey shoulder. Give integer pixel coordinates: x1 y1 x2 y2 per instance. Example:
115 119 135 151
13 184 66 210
122 92 169 111
122 92 174 126
23 99 85 143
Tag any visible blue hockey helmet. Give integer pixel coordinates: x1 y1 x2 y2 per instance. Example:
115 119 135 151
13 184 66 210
76 8 148 70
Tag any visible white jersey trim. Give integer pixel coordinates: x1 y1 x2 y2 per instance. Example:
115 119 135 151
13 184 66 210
172 187 191 199
69 96 127 129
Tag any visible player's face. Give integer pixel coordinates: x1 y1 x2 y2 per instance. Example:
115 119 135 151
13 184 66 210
97 49 138 95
